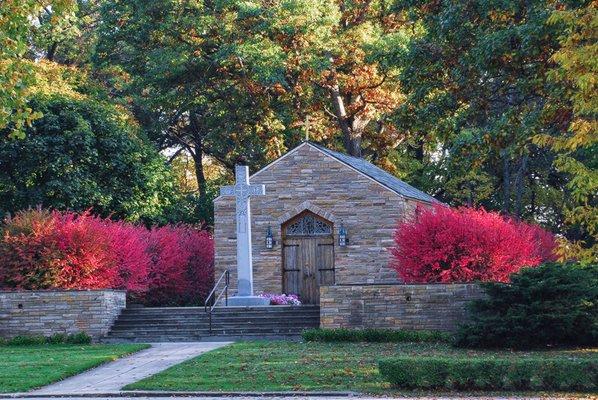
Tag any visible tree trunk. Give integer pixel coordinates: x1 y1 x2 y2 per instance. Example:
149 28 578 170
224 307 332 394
513 154 529 220
192 141 207 201
346 134 362 157
529 175 536 218
327 58 362 157
329 84 362 157
414 137 425 162
189 112 207 201
46 42 58 62
501 149 511 215
348 118 364 158
467 181 475 207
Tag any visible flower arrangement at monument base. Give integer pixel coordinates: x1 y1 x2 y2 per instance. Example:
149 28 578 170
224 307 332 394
259 293 301 305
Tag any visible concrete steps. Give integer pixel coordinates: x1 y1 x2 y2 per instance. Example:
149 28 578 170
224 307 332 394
104 305 320 342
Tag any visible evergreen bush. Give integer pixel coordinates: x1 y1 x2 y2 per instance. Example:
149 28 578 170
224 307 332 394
455 262 597 349
64 332 92 344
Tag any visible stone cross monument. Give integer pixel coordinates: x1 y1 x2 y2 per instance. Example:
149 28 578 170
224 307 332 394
220 165 269 306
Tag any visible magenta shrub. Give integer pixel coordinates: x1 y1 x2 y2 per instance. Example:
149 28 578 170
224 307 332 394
391 205 557 283
0 209 214 306
145 225 214 306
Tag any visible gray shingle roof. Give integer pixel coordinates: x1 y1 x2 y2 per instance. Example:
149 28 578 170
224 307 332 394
309 142 438 203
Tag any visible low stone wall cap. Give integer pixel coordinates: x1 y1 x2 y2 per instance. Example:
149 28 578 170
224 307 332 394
0 289 127 294
326 282 480 287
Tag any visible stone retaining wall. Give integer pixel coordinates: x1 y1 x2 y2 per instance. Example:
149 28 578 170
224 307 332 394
0 290 126 340
320 283 484 332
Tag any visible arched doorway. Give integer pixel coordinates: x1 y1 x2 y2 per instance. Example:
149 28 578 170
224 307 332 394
282 210 335 304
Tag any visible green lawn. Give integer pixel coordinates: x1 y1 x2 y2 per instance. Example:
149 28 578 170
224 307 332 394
125 341 597 394
0 343 149 393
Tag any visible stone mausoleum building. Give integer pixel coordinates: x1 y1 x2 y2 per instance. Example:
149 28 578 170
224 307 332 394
0 141 484 342
214 141 437 304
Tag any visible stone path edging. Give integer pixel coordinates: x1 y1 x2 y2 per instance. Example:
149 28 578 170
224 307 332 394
0 392 357 398
30 342 232 395
0 394 588 400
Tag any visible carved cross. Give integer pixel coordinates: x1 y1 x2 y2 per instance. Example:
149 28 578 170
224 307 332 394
220 166 265 297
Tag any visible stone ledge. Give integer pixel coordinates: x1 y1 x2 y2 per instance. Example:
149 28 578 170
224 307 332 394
0 289 126 294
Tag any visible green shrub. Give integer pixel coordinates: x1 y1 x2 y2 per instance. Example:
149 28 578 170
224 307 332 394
455 262 598 349
301 328 451 343
6 335 47 346
65 332 92 344
0 332 91 346
47 333 68 344
378 356 598 391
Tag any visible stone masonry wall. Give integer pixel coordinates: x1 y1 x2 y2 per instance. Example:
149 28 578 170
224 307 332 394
0 290 126 340
214 143 424 296
320 284 484 331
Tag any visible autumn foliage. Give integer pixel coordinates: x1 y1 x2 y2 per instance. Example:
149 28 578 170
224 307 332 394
145 225 214 306
391 206 557 283
0 209 213 305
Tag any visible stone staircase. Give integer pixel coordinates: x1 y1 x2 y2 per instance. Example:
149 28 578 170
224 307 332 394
103 305 320 342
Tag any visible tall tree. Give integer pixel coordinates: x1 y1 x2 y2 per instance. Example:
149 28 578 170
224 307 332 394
94 0 301 204
225 0 407 159
0 0 75 137
28 0 101 66
95 0 410 195
388 0 584 231
536 1 597 263
0 94 178 224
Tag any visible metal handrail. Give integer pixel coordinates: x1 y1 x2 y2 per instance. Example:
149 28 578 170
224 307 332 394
204 270 229 333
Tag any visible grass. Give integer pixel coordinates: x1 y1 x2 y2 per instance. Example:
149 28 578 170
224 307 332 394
0 343 149 393
125 341 597 395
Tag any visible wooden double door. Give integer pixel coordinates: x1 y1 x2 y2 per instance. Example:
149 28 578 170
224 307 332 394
283 237 334 304
282 212 335 304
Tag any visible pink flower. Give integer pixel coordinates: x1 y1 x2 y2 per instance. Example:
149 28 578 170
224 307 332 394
259 293 302 305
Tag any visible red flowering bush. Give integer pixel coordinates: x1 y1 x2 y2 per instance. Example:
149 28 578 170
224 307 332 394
0 209 60 289
391 205 557 283
0 209 213 305
145 225 214 306
50 211 127 290
103 220 150 296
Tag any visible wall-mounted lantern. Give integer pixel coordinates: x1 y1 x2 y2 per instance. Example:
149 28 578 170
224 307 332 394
338 223 348 247
265 225 276 249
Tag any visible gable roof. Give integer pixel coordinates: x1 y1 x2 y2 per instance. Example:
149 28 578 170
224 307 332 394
215 141 438 203
307 142 438 204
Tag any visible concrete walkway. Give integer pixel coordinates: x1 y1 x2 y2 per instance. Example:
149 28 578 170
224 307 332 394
31 342 231 394
2 395 590 400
